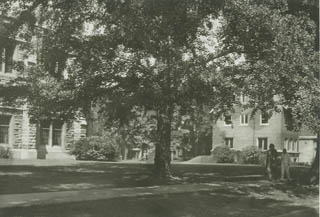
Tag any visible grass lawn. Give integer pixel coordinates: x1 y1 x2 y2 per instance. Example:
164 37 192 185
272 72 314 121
0 163 264 195
0 162 312 195
0 162 318 217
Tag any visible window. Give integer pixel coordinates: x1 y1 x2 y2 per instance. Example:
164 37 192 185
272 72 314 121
0 46 13 73
225 138 233 148
258 138 268 150
240 95 249 104
0 47 5 72
80 124 87 138
224 115 232 126
40 120 64 147
52 121 63 146
284 138 288 150
40 120 50 146
260 112 269 125
288 139 292 151
0 115 11 144
240 114 248 125
292 140 295 151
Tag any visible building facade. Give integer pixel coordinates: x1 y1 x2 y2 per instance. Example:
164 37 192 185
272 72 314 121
212 99 316 164
0 16 86 160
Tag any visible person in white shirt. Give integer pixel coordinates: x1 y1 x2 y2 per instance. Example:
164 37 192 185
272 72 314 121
281 149 291 181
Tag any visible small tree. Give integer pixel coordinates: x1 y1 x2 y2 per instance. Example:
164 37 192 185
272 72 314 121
212 146 234 163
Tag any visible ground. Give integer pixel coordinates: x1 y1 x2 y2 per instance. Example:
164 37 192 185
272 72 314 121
0 160 318 217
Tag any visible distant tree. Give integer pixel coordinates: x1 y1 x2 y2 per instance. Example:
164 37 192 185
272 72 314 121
217 0 319 182
172 105 213 158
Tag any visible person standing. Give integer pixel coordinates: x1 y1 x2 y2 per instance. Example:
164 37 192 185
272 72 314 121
281 149 291 181
266 143 278 180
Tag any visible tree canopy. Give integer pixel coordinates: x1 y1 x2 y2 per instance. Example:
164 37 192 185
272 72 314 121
0 0 318 177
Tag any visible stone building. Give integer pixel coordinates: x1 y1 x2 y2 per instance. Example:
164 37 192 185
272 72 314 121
0 15 86 160
212 96 317 164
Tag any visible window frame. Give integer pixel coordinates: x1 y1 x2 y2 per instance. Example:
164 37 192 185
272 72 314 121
240 114 249 126
257 137 268 150
224 114 232 126
260 113 269 125
0 115 11 144
240 94 249 104
0 47 5 73
225 137 234 148
40 120 65 147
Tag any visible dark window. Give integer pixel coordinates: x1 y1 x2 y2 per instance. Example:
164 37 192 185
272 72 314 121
52 121 63 146
40 120 50 146
225 138 233 148
258 138 268 150
40 120 63 146
261 112 269 124
224 115 232 125
0 115 11 144
5 46 13 73
0 46 14 73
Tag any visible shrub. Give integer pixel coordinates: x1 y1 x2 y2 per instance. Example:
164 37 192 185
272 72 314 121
212 146 234 163
0 146 12 159
241 146 266 165
70 136 119 161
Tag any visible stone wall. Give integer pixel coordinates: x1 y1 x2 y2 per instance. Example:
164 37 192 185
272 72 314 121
28 122 37 149
0 106 23 148
1 105 86 159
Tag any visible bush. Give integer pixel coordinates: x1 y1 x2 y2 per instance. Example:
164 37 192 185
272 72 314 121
0 146 12 159
241 146 266 165
212 146 234 163
70 136 119 161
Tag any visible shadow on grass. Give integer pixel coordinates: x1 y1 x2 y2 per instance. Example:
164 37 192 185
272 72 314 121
0 191 317 217
0 163 316 197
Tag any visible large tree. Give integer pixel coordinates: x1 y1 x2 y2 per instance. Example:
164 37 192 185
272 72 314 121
0 0 318 178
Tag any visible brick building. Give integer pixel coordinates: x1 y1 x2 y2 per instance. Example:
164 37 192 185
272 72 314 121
0 16 86 160
212 96 317 164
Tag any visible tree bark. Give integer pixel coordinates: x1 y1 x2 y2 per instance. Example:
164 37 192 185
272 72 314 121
154 105 173 178
190 122 197 157
85 105 102 137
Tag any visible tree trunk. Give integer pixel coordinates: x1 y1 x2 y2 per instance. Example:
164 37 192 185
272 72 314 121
310 132 319 184
154 105 173 178
190 122 197 157
85 105 102 137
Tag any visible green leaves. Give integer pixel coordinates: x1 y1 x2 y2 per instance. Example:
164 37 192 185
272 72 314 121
1 0 318 138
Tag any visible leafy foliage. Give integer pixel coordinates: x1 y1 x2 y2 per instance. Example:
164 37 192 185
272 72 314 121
212 146 234 163
172 105 213 158
240 146 266 165
0 147 12 159
101 106 157 154
70 136 119 161
219 1 319 131
0 0 318 177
